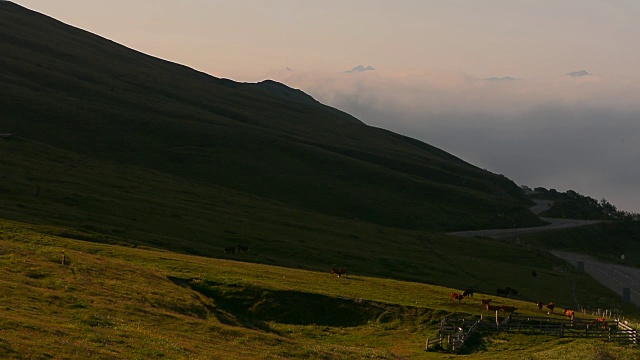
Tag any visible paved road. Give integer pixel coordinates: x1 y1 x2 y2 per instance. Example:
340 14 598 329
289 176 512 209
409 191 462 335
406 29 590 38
552 251 640 307
447 217 600 239
447 199 600 238
447 199 636 307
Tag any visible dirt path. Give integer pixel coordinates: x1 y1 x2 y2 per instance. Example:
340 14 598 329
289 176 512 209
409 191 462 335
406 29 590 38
552 251 639 306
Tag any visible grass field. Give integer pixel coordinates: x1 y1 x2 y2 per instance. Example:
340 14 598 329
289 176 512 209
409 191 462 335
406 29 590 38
2 219 639 359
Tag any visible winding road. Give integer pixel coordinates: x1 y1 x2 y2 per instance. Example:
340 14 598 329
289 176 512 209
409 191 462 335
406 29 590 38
447 200 600 239
448 199 637 305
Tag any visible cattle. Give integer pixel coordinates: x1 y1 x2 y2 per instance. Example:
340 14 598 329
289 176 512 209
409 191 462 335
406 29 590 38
462 288 474 298
536 301 544 311
501 305 517 313
592 317 607 329
486 304 501 312
497 288 510 297
481 299 492 308
563 309 575 318
451 292 464 303
237 244 250 252
223 246 236 254
331 267 348 277
546 302 556 313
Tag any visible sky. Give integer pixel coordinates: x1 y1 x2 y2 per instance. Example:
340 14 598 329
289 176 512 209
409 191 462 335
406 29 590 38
12 0 640 212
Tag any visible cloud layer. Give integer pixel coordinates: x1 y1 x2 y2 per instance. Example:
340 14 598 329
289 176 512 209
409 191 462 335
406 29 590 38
269 70 640 212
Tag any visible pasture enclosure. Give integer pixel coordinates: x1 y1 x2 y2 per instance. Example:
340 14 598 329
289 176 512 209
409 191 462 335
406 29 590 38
429 314 638 353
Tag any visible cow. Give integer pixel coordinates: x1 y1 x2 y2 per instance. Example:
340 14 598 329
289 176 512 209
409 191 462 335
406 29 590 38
536 301 544 311
237 244 250 252
331 267 348 277
592 317 607 329
546 301 556 313
451 292 464 303
481 299 492 308
563 309 575 318
501 305 517 313
486 304 501 312
224 246 236 254
497 288 510 297
462 288 474 298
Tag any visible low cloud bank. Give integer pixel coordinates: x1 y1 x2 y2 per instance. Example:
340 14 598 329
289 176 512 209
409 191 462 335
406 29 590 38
269 69 640 212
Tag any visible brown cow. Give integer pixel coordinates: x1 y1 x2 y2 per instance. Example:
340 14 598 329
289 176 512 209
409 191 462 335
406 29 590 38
563 309 575 318
501 305 517 313
486 304 501 312
546 302 556 313
592 317 607 329
481 299 492 307
451 292 464 303
536 301 544 311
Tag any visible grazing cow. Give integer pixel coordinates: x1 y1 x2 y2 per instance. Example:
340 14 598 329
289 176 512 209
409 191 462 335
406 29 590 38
237 244 250 252
536 301 544 311
331 267 348 277
224 246 235 254
481 299 492 308
501 305 517 313
486 304 501 312
451 292 464 303
546 302 556 313
462 288 474 298
497 288 510 297
563 309 575 318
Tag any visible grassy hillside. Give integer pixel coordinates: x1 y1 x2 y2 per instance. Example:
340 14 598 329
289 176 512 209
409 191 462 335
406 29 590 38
0 1 540 232
1 220 638 359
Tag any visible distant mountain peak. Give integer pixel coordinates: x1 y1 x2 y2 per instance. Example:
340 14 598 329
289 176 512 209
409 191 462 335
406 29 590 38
346 65 375 73
486 76 518 81
567 70 590 78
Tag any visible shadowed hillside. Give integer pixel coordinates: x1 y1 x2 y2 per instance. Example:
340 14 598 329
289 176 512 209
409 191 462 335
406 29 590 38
0 1 540 233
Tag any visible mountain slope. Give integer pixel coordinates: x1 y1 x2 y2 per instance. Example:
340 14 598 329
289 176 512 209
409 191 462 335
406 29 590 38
0 1 540 231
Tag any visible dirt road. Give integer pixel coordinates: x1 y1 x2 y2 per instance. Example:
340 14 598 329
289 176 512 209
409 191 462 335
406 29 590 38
552 251 639 306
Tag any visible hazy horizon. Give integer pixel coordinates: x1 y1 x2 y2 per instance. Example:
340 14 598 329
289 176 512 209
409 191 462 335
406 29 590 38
11 0 640 212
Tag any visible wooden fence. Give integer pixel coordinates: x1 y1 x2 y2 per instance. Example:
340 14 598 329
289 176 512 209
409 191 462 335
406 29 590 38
427 315 637 353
